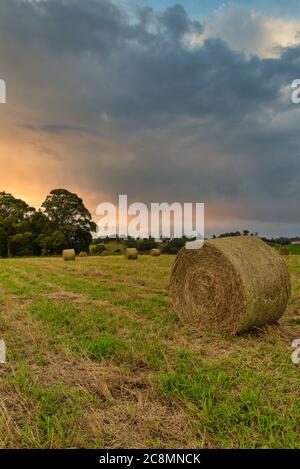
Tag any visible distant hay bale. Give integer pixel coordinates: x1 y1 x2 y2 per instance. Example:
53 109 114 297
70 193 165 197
170 236 290 334
149 248 160 256
79 251 88 257
125 248 138 260
279 247 289 256
100 250 109 257
62 249 75 261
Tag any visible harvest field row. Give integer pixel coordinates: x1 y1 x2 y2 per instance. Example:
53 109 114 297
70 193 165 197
0 255 300 448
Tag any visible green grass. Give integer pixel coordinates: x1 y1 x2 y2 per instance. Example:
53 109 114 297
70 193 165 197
0 254 300 448
273 243 300 255
287 244 300 255
9 363 98 448
159 345 300 448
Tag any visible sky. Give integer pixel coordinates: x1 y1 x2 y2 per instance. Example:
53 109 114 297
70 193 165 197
1 0 300 237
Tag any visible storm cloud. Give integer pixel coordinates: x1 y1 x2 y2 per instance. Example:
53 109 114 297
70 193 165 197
0 0 300 235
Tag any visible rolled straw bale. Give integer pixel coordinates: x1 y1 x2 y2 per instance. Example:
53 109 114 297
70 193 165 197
279 247 289 256
125 248 138 260
62 249 75 261
150 248 161 256
79 251 88 257
100 250 109 257
170 236 290 334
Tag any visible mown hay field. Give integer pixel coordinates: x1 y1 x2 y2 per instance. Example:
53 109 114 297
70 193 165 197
1 254 300 448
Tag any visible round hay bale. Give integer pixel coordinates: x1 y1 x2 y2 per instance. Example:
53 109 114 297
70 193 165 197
62 249 75 261
125 247 138 260
79 251 88 257
149 248 161 256
279 247 289 256
100 250 109 257
170 236 290 334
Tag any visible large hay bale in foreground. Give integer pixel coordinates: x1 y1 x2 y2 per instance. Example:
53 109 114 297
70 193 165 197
170 236 290 334
149 248 160 256
279 247 289 256
62 249 76 261
125 248 138 260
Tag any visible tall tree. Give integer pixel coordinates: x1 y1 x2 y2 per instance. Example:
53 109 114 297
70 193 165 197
0 192 36 257
41 189 96 253
29 210 51 256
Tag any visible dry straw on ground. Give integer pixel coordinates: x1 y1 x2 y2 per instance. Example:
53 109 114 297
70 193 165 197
62 249 76 261
279 247 289 256
170 236 291 334
125 248 138 260
149 249 161 256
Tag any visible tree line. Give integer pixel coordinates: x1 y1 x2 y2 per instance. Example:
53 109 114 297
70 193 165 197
0 189 96 258
2 187 291 258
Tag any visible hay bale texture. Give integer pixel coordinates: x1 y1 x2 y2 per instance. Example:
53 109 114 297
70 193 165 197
150 248 161 256
62 249 76 261
279 247 289 256
125 248 138 260
79 251 88 257
170 236 290 334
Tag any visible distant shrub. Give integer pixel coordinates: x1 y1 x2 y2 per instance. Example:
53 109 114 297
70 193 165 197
161 238 186 254
90 244 106 255
137 238 158 252
126 239 138 248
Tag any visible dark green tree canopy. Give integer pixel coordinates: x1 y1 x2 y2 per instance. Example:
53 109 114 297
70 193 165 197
41 189 96 253
0 191 35 221
0 189 96 257
0 192 37 257
41 189 96 232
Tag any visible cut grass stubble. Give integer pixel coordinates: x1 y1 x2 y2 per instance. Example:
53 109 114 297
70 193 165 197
0 255 300 448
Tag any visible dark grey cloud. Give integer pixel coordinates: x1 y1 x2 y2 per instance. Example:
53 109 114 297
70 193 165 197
0 0 128 55
1 0 300 234
20 123 95 135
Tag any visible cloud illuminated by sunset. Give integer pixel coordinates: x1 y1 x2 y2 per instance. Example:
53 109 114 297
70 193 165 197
1 0 300 236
